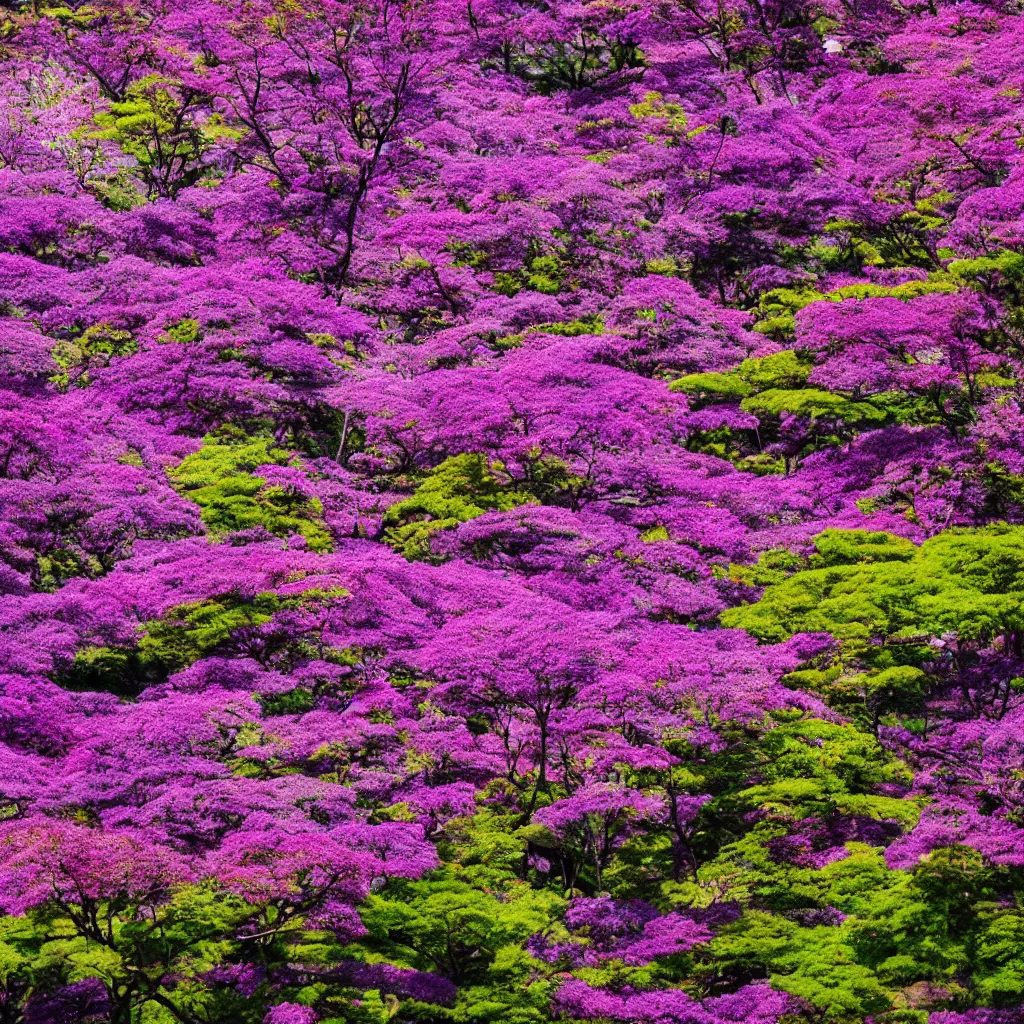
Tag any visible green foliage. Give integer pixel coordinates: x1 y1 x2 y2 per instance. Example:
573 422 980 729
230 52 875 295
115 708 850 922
59 586 347 691
724 525 1024 721
674 347 890 470
949 250 1024 291
670 370 753 400
810 529 918 567
813 210 950 274
60 645 143 696
739 388 888 426
727 547 806 587
138 587 346 673
352 859 561 1023
750 287 824 337
671 350 811 402
491 250 571 297
738 350 813 391
639 525 670 543
525 255 563 294
49 323 137 391
647 719 1021 1021
491 317 603 352
360 872 561 983
491 272 523 297
90 75 237 197
681 802 1024 1021
0 915 40 1010
531 316 604 337
708 911 894 1018
169 429 332 550
826 279 958 302
645 257 682 276
629 91 694 145
257 686 317 716
629 91 688 129
384 454 536 561
726 718 917 826
35 548 105 592
751 278 958 338
11 881 261 1024
950 251 1024 349
163 318 203 344
723 525 1024 650
85 167 148 211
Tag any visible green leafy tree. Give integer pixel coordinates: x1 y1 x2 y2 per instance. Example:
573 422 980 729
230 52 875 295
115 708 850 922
384 454 535 561
169 430 332 551
356 868 561 1023
50 323 137 391
723 526 1024 719
91 75 235 197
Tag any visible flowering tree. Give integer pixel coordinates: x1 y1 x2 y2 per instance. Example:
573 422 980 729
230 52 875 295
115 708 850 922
0 0 1022 1021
